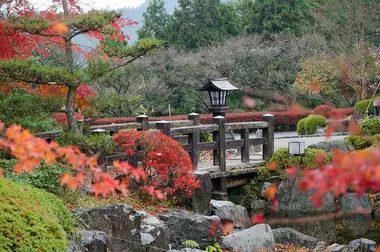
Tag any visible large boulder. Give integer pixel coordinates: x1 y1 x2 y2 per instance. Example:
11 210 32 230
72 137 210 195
308 139 354 152
339 193 372 212
77 230 108 252
139 212 171 251
158 210 223 249
348 238 377 252
272 228 319 248
277 177 336 213
75 205 170 252
210 200 251 229
68 239 87 252
221 224 275 252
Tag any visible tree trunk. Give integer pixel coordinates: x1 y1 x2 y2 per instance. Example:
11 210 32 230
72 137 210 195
66 85 79 133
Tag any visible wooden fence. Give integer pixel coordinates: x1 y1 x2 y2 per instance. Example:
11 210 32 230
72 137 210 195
35 113 274 171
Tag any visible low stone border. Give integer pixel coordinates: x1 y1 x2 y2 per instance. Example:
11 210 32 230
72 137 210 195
275 132 349 139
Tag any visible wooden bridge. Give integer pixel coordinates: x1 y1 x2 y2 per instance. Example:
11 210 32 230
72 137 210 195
36 113 274 203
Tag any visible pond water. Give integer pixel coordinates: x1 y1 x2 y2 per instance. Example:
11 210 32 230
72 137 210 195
230 195 380 244
268 213 380 244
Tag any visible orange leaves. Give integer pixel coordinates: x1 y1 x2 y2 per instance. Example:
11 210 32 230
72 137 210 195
251 213 265 225
264 185 277 200
50 22 69 35
268 161 277 171
348 120 360 135
311 78 321 94
299 148 380 206
222 221 234 236
60 173 83 190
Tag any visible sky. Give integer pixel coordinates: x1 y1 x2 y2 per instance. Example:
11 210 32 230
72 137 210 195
29 0 145 11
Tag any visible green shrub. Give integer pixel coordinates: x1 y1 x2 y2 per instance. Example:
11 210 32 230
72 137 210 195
354 97 380 115
200 132 212 142
345 135 374 150
57 132 115 155
0 89 60 133
300 149 333 169
304 115 327 135
359 118 380 136
268 147 332 170
0 179 74 251
0 159 69 195
297 118 306 135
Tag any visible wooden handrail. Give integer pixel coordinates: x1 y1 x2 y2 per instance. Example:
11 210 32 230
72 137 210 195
226 121 268 130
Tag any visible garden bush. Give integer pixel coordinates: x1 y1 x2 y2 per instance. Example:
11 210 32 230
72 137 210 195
57 132 115 155
113 130 199 197
359 118 380 136
313 105 332 118
0 179 74 251
268 147 332 171
345 135 374 150
304 115 327 134
354 97 380 115
296 118 306 135
0 159 68 195
200 132 213 142
0 89 59 133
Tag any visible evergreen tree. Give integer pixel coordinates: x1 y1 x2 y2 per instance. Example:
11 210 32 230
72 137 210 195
138 0 169 40
239 0 312 36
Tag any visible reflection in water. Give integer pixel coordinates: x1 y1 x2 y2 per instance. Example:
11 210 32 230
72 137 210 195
268 212 380 244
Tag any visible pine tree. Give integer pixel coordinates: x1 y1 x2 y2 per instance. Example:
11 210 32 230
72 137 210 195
137 0 169 40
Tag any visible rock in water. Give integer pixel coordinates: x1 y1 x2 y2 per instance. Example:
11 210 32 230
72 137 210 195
158 210 223 249
210 200 251 229
221 224 275 252
277 177 335 214
339 193 372 212
348 238 377 252
272 227 319 248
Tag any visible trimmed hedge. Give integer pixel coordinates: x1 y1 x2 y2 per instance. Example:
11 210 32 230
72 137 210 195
359 118 380 136
0 179 74 251
354 97 380 115
345 135 374 150
91 108 353 132
296 118 306 135
304 115 327 135
313 105 333 118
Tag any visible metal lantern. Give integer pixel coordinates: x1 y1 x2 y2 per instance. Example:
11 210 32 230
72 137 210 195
200 78 238 117
200 78 238 107
288 141 305 155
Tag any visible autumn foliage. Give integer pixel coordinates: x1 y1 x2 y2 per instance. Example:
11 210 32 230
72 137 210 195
313 105 333 118
0 121 154 198
113 130 200 197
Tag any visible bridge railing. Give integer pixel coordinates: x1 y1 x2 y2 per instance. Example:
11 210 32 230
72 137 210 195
35 113 274 171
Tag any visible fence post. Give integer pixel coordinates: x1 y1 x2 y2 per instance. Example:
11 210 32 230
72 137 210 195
212 116 227 200
263 114 274 160
156 121 171 136
188 113 200 168
240 128 249 163
136 115 149 131
212 116 226 171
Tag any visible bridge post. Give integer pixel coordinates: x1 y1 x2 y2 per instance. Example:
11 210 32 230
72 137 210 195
263 114 274 160
136 115 149 131
241 128 250 163
212 116 227 200
156 121 171 136
188 113 200 168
